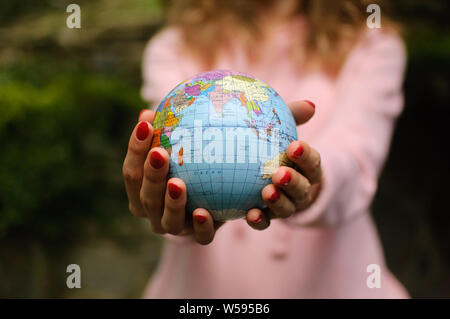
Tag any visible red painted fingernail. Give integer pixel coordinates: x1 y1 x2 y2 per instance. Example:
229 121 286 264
136 121 150 141
268 189 280 203
279 171 291 186
150 150 165 169
293 145 304 158
168 183 182 199
253 214 262 224
304 100 315 109
194 214 207 224
138 109 147 120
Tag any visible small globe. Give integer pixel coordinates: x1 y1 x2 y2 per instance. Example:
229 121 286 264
152 70 298 221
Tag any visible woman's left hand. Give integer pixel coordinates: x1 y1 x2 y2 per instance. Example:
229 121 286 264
246 103 323 229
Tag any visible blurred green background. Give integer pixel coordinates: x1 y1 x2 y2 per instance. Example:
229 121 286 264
0 0 449 298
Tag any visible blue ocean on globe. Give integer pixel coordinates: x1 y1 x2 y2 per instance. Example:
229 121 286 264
152 70 298 220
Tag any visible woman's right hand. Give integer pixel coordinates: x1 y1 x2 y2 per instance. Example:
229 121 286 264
122 109 220 245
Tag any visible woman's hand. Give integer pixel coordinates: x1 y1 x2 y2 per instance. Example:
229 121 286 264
123 100 320 244
122 110 222 245
245 101 323 229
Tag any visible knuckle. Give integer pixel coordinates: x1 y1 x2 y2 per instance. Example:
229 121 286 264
128 141 143 155
139 195 155 211
165 198 185 213
312 156 321 171
298 183 311 198
122 167 142 183
141 200 153 213
144 163 165 183
295 194 312 210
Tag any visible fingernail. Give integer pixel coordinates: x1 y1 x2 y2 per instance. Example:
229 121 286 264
194 214 207 224
293 145 304 158
252 214 262 224
304 100 315 109
136 121 150 141
168 183 182 200
279 171 291 186
138 109 147 120
268 189 280 203
150 151 165 169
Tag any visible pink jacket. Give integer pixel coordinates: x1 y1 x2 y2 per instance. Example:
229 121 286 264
140 21 409 298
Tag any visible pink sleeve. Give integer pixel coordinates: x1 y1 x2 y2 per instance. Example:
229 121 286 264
284 30 407 227
141 28 197 108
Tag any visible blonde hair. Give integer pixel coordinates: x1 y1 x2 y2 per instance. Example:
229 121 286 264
165 0 395 74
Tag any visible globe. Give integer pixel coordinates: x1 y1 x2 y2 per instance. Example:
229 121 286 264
152 70 298 221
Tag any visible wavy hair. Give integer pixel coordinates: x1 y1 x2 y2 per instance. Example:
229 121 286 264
164 0 395 73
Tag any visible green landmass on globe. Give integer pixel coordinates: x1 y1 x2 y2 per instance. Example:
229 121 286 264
151 70 298 221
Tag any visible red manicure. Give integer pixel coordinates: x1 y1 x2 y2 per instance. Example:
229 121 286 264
136 121 149 141
279 171 291 186
304 100 315 109
150 151 165 169
168 183 182 199
268 189 280 203
293 145 304 158
194 214 207 224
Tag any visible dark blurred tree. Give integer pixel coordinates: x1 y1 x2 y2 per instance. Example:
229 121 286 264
372 0 450 299
0 0 52 26
0 61 143 243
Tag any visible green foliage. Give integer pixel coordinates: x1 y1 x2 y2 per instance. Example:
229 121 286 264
0 61 143 242
0 0 52 27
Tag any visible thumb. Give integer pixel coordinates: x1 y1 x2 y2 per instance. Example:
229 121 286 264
138 108 156 123
288 100 315 125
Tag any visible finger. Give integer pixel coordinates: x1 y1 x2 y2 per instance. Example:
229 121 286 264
287 100 315 125
246 208 270 230
192 209 216 245
214 221 226 231
122 121 153 217
286 141 322 184
272 166 312 210
261 184 296 218
138 109 156 123
140 147 170 233
161 178 187 235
